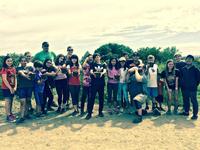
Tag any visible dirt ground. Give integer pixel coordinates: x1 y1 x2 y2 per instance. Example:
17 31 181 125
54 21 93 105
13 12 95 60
0 100 200 150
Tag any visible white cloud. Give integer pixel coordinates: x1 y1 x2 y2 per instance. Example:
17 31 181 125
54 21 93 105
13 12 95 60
0 0 200 57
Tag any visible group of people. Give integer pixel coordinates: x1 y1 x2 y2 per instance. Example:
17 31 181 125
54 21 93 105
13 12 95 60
1 42 200 124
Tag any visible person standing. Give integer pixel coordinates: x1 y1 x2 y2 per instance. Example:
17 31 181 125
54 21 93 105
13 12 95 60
85 53 106 120
16 56 34 124
161 60 180 115
1 55 17 122
179 55 200 120
80 54 93 116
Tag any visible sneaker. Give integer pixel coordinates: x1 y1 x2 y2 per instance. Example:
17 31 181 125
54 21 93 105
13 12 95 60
85 114 91 120
80 111 86 117
179 112 189 116
132 116 143 124
98 112 104 117
16 118 25 124
71 111 79 116
191 115 198 120
56 107 61 113
153 108 161 116
6 115 16 122
10 113 16 120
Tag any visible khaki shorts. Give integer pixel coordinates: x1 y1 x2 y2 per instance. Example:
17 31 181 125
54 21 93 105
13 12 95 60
133 94 147 104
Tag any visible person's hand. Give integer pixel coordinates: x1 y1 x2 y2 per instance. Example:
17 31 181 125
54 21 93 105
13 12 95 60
24 74 31 80
10 88 15 94
100 73 104 77
13 87 17 92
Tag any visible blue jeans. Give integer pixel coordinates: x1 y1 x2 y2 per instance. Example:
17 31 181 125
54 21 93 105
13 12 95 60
34 91 43 106
117 83 129 104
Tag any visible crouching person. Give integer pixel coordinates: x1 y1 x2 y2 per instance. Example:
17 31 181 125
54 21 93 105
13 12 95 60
129 65 157 123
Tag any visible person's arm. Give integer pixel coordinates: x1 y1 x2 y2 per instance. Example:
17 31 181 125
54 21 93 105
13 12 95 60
14 75 17 92
2 74 13 91
100 65 107 77
107 68 114 79
134 69 143 82
18 70 31 80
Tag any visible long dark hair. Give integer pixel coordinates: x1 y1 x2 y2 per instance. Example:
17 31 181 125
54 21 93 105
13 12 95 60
43 58 52 70
70 54 79 68
165 59 175 76
108 57 119 70
2 55 13 69
55 54 66 66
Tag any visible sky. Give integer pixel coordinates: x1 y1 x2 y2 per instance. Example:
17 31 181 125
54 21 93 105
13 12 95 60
0 0 200 58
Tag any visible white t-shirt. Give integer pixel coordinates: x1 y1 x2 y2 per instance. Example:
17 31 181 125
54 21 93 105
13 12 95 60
119 68 128 83
147 64 158 88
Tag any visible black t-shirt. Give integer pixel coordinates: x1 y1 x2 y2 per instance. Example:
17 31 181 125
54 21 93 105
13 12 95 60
90 62 106 86
161 69 180 89
17 66 34 88
175 61 186 71
45 66 57 88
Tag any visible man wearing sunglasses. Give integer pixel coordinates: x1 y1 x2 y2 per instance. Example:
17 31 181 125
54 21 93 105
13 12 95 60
33 42 56 63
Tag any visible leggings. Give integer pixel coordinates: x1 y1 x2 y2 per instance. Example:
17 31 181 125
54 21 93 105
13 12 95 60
43 84 54 110
69 85 80 105
55 79 68 107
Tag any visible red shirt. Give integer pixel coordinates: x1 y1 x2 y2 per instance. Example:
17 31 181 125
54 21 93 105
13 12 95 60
1 67 16 89
68 66 80 85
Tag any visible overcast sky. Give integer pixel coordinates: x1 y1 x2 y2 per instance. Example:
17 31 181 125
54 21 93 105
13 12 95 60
0 0 200 58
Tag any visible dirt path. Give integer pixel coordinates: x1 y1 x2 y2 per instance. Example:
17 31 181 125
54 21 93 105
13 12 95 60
0 101 199 150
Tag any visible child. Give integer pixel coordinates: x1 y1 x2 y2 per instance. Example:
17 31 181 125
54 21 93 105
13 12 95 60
54 54 68 113
107 57 120 114
1 55 17 122
85 53 106 120
68 54 81 116
33 61 46 117
16 56 34 124
80 54 93 116
43 59 57 113
145 55 159 111
161 59 180 115
117 57 129 111
179 55 200 120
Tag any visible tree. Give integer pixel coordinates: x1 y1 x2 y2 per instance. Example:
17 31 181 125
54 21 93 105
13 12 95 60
137 47 161 64
0 53 22 68
80 51 90 64
94 43 133 62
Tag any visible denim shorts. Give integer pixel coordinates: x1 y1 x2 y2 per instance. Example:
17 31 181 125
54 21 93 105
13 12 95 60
2 89 14 99
146 87 158 98
18 88 33 99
